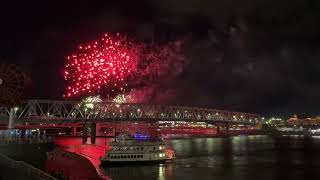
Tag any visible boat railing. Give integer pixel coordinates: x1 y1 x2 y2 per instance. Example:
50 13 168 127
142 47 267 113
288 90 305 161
110 140 165 146
113 138 164 142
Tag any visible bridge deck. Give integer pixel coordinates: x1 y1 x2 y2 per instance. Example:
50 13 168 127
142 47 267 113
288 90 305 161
0 100 261 125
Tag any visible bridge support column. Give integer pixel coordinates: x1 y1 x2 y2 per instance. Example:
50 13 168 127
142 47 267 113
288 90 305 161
226 123 230 136
73 127 77 136
82 122 88 144
8 107 16 129
90 122 96 144
216 124 220 135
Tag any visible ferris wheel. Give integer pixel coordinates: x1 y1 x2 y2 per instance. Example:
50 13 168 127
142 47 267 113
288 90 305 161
0 62 30 107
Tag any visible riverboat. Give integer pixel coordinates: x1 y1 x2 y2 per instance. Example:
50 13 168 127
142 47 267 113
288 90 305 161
100 133 175 166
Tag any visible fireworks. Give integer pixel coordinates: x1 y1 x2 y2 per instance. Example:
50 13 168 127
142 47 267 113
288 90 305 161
77 95 103 116
112 94 133 104
64 33 139 97
64 33 188 103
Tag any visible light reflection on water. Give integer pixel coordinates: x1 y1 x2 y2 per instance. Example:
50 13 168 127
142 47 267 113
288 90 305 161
55 135 320 180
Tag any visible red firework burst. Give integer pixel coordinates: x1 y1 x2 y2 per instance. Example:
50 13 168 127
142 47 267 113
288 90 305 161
64 33 139 97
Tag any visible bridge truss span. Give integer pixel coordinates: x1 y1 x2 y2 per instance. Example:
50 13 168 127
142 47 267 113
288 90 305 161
0 100 261 124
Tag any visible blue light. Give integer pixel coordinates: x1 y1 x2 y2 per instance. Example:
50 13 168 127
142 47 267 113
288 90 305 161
133 133 150 140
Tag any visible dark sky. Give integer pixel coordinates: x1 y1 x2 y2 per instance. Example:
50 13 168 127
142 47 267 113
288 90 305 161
1 0 320 117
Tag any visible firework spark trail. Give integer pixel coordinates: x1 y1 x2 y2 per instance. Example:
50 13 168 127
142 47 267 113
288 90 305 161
64 33 139 97
64 33 188 102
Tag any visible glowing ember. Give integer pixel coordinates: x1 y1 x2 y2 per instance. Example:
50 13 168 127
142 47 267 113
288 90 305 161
82 95 103 104
64 33 139 97
80 95 102 110
112 94 132 104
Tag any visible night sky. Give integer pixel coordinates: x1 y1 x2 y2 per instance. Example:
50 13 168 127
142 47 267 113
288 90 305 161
1 0 320 117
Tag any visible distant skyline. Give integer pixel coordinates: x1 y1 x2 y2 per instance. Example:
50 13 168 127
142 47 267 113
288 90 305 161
1 0 320 116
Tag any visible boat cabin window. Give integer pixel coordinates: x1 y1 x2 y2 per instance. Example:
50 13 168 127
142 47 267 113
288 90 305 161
121 155 123 158
134 155 136 158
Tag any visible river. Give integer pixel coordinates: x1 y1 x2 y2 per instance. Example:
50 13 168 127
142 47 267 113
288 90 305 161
54 135 320 180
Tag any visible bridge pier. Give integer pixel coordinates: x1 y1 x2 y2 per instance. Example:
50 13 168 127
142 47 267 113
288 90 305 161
90 122 96 144
216 124 220 135
73 126 77 136
82 122 88 144
8 107 16 129
225 123 230 136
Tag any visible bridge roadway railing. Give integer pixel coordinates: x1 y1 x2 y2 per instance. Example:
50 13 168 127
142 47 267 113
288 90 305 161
0 100 261 125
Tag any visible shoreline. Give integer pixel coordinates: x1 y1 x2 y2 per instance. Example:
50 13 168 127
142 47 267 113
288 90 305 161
46 147 103 179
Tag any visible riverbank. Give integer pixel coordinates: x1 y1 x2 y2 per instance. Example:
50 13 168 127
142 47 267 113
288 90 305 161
0 142 54 170
0 152 57 180
47 148 102 180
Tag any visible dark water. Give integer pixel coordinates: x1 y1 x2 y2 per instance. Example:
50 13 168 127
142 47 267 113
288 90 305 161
55 135 320 180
